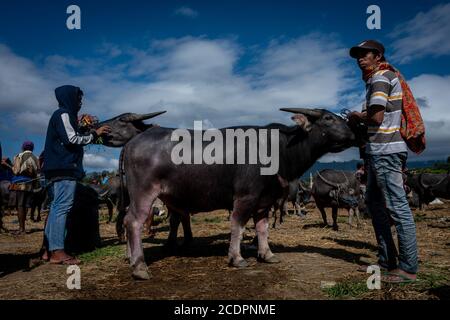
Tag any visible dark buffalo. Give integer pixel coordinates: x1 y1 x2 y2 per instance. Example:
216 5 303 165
311 169 362 231
121 108 358 280
87 183 116 223
406 173 450 210
271 180 311 228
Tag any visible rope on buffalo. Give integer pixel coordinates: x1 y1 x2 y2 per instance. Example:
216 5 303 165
316 170 350 207
419 173 449 189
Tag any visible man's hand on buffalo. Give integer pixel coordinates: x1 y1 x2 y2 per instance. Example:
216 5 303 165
95 125 112 136
347 111 365 127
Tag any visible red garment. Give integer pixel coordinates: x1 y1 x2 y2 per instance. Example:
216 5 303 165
362 62 426 154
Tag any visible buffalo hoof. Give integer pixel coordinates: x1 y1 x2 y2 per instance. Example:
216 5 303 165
229 258 248 268
332 225 339 231
132 263 150 280
257 254 281 264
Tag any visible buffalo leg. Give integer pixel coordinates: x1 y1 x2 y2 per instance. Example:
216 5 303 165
332 207 339 231
36 201 42 222
116 209 126 242
279 200 287 224
166 210 181 249
228 200 252 268
292 200 299 216
124 192 157 280
271 204 278 229
181 213 193 247
255 211 280 264
348 208 353 226
29 204 36 222
354 207 361 227
318 205 328 226
106 199 114 223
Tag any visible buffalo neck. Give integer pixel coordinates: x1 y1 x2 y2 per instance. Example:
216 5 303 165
281 124 330 181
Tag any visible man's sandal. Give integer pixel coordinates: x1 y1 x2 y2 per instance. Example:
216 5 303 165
381 271 417 284
357 264 388 273
50 257 81 265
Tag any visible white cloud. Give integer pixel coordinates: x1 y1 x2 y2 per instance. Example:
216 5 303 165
408 74 450 160
13 111 51 134
0 44 55 113
389 3 450 64
174 6 199 18
83 154 119 171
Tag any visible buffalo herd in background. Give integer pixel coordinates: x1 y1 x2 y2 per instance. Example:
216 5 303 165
1 163 448 235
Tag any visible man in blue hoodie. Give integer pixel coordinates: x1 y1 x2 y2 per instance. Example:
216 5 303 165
42 85 110 264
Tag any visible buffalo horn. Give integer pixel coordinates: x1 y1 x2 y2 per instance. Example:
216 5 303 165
280 108 323 118
122 111 167 122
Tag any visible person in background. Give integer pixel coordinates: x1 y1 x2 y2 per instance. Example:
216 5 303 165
355 162 367 194
42 85 110 264
9 141 40 234
101 171 109 185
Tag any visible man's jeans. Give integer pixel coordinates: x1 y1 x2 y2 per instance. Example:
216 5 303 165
44 179 77 251
366 152 418 274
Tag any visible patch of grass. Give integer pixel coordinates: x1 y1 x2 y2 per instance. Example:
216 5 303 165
324 280 369 299
98 213 111 223
414 213 426 223
202 216 223 224
78 245 124 263
337 217 348 224
191 216 223 224
415 272 449 290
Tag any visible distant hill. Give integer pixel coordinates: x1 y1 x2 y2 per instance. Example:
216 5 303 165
301 159 445 179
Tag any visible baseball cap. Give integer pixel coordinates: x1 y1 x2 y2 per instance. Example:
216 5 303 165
350 40 385 59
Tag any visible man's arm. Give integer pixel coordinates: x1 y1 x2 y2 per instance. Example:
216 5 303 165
56 112 96 146
55 113 111 146
349 105 384 126
349 73 389 127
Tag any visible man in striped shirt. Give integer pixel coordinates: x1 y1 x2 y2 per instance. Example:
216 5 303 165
348 40 418 283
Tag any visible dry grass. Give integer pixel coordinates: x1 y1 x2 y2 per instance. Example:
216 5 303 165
0 202 449 300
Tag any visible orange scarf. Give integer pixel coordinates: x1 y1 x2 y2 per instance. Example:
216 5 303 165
363 62 426 154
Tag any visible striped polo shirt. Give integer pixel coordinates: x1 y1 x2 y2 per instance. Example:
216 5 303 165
363 69 408 155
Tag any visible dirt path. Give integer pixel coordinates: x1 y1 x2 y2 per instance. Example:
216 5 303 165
1 203 449 300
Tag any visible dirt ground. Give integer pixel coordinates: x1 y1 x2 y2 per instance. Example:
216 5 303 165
0 202 449 300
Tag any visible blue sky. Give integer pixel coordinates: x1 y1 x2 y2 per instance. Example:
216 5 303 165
1 0 450 171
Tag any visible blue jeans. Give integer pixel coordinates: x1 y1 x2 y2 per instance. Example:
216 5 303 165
44 179 77 251
366 152 418 274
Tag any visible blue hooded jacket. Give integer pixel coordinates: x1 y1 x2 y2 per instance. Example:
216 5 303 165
42 85 98 180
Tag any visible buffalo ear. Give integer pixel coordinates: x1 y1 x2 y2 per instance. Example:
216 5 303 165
291 114 312 132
